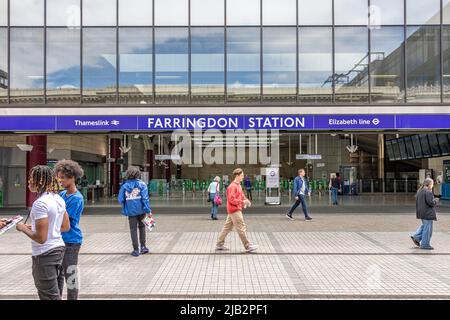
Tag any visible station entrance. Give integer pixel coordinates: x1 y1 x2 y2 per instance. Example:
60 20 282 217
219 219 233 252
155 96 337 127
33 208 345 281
1 130 449 209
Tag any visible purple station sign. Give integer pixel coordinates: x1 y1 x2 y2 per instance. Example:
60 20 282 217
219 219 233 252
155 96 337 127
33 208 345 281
0 114 449 131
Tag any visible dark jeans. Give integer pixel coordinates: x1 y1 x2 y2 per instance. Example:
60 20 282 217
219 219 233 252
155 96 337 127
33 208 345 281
129 214 146 251
57 243 81 300
32 246 65 300
246 188 252 201
288 195 310 217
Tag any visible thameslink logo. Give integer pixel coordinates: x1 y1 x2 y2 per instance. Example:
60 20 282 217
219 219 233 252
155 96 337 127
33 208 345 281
74 119 120 126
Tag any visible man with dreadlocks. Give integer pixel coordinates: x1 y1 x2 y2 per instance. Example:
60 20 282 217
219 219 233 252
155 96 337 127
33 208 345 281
118 166 151 257
16 165 70 300
54 159 85 300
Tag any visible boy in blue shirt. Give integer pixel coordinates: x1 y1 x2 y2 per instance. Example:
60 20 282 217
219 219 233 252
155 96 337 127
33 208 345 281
54 160 85 300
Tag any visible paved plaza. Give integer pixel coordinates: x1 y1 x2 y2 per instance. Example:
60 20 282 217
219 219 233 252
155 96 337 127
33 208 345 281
2 209 450 300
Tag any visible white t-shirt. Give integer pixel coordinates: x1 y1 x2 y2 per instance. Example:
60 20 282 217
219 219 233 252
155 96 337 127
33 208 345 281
208 181 220 193
31 193 66 257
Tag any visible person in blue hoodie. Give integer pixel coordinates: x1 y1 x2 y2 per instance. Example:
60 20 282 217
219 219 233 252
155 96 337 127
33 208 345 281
118 166 151 257
54 160 85 300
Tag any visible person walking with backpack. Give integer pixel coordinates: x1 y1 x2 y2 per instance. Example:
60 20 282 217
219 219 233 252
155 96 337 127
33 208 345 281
118 166 151 257
244 175 253 201
207 176 221 220
16 165 70 300
54 160 85 300
216 168 258 253
329 173 341 205
286 169 312 221
411 178 439 250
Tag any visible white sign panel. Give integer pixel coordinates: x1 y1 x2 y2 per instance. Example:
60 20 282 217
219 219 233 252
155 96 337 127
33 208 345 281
266 167 279 188
296 154 322 160
316 163 325 168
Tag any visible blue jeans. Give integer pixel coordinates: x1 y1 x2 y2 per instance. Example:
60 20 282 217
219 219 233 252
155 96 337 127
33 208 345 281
288 195 309 217
412 219 433 249
331 187 338 205
210 193 218 218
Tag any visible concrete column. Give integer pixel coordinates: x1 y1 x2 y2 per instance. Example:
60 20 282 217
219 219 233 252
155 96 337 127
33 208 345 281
26 135 47 208
110 138 121 196
146 149 154 179
378 134 385 180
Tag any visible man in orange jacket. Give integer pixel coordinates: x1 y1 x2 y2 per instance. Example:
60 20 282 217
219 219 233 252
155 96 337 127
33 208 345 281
216 168 258 253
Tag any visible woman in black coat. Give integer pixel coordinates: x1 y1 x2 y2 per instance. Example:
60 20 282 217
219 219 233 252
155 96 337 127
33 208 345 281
411 178 439 250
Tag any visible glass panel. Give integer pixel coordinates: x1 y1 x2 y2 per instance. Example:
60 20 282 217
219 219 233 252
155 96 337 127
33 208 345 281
404 136 415 159
155 28 188 103
407 0 440 25
444 0 450 24
227 27 260 103
155 0 188 26
370 27 405 103
398 138 408 160
0 0 7 26
263 27 296 103
191 27 224 104
119 0 152 26
419 134 431 157
385 141 395 161
411 134 423 158
191 0 224 26
10 28 44 104
443 26 450 101
83 0 116 26
47 0 80 27
299 0 332 26
10 0 44 26
299 27 333 103
391 139 401 160
227 0 260 26
82 28 117 103
119 28 152 104
428 133 441 156
406 26 440 103
437 133 450 155
334 27 369 103
370 0 403 26
0 28 7 103
46 28 80 104
335 0 368 26
263 0 296 26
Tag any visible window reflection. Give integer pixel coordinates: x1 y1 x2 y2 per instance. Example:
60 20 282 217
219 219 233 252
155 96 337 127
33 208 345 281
0 28 7 103
191 28 224 104
83 0 116 26
82 28 117 104
155 0 188 26
10 0 44 26
407 0 440 25
155 28 188 104
334 27 369 103
370 27 405 103
47 0 80 27
47 28 81 104
119 0 152 26
227 0 260 26
299 27 333 103
299 0 332 26
444 0 450 24
191 0 224 26
443 26 450 102
406 26 440 103
370 0 403 26
263 27 296 103
227 27 260 103
0 0 7 26
263 0 296 26
335 0 368 26
119 28 153 104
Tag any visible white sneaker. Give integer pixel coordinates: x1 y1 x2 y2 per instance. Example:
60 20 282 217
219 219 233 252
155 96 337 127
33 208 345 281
246 244 259 253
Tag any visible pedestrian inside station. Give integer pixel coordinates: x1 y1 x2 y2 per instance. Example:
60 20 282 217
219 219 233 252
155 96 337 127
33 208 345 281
1 130 449 210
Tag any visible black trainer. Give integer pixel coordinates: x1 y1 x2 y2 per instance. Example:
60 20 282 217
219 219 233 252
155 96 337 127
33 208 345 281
305 216 312 221
286 213 294 221
410 236 420 247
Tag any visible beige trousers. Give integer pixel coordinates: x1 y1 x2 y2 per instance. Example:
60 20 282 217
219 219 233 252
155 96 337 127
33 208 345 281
216 211 250 249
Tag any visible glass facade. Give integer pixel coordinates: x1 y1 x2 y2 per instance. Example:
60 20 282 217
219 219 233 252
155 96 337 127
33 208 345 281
0 0 449 105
